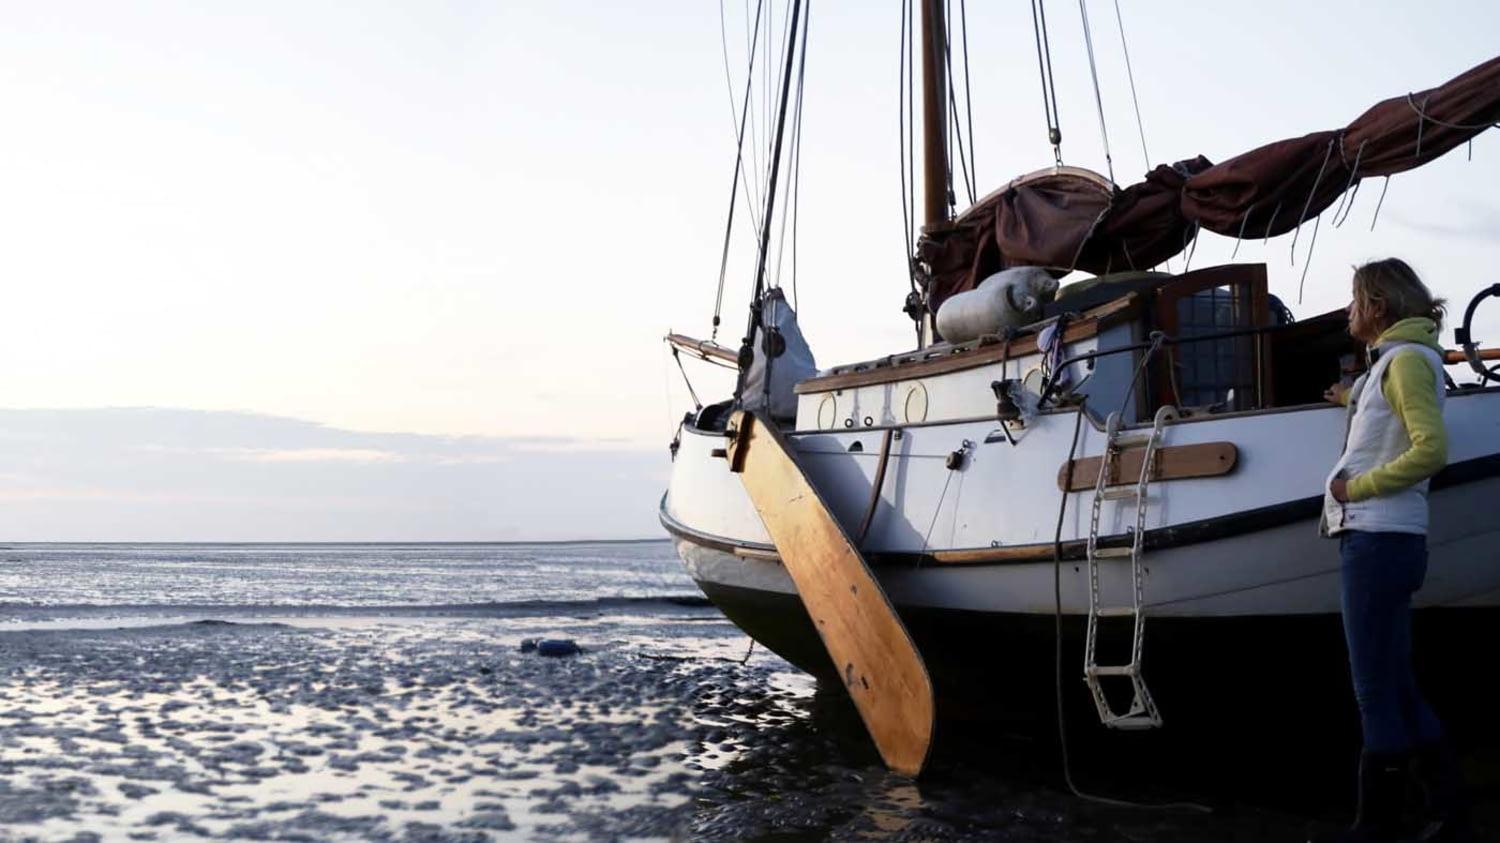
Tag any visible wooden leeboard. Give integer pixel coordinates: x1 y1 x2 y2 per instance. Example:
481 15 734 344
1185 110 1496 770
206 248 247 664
726 411 935 776
1057 441 1238 492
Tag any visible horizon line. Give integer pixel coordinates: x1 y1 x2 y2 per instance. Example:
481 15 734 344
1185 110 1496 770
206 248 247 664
0 536 672 547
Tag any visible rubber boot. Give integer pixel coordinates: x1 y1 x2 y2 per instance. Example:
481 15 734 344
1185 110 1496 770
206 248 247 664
1308 751 1411 843
1412 740 1475 843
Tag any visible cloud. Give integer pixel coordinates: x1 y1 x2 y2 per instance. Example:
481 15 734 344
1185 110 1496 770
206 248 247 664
1384 199 1500 242
220 447 406 464
0 407 671 542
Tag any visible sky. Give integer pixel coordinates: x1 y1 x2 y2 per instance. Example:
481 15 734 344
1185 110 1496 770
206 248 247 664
0 1 1495 540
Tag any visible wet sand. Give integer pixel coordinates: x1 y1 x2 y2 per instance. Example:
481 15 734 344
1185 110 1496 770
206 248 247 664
0 607 1493 841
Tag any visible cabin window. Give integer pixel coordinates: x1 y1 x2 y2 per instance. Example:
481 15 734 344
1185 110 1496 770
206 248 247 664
1150 265 1271 416
1173 286 1256 410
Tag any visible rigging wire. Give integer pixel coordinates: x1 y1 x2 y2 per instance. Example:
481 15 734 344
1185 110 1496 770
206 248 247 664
1076 0 1114 183
710 0 769 340
942 0 975 207
959 0 977 196
735 0 806 409
733 0 805 408
1112 0 1149 176
773 0 812 303
760 1 772 216
1029 0 1064 165
1110 0 1165 271
760 0 799 231
744 0 766 228
788 0 811 311
717 0 764 237
896 1 923 348
670 346 704 411
897 2 918 284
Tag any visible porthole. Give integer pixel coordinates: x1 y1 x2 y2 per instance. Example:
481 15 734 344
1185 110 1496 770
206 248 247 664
903 382 929 423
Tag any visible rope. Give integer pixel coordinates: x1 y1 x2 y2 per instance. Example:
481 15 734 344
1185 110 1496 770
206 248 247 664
1120 331 1164 416
1406 93 1500 132
1077 0 1114 183
920 470 956 560
671 347 704 411
711 0 768 340
1051 399 1211 814
1261 201 1282 245
1288 137 1335 265
1333 178 1363 229
662 346 684 441
1030 0 1064 165
1369 176 1391 231
1329 138 1367 226
1229 203 1254 260
1296 213 1323 306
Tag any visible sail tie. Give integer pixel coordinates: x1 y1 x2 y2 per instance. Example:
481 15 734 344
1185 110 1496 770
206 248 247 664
1405 92 1500 133
1288 136 1336 266
1330 139 1367 229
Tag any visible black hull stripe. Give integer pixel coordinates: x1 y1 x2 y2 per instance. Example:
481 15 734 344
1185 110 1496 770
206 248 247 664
661 453 1500 567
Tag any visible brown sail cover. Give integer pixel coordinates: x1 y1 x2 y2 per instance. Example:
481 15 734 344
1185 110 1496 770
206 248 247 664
921 55 1500 315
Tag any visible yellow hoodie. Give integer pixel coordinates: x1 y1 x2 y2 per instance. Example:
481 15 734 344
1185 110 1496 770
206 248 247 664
1342 317 1449 501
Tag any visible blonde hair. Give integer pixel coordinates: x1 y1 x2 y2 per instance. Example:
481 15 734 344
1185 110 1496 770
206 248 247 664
1352 258 1446 330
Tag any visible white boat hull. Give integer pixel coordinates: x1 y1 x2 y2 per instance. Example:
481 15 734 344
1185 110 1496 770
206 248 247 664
662 391 1500 724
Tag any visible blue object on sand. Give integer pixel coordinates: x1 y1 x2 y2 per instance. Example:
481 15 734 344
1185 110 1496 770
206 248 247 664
536 639 580 657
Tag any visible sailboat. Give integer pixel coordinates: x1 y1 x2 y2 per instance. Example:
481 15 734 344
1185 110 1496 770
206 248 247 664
662 2 1500 776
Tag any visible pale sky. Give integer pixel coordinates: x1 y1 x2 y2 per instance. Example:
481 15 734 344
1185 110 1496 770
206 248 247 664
0 1 1495 540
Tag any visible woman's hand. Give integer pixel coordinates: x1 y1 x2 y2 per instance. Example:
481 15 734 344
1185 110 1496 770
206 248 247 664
1330 476 1350 502
1324 382 1350 405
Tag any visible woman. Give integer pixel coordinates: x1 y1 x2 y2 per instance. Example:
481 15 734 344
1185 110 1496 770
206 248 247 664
1314 258 1472 843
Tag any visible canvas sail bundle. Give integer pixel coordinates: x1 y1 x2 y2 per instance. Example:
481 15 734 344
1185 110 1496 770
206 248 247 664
920 56 1500 317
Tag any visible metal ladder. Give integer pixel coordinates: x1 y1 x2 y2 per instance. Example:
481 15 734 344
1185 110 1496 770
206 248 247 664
1082 405 1176 730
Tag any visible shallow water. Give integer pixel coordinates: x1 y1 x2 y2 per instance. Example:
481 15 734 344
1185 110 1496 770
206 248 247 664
0 541 695 609
0 543 1494 841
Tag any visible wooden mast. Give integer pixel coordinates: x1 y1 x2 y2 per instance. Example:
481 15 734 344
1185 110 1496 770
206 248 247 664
920 0 949 228
918 0 949 347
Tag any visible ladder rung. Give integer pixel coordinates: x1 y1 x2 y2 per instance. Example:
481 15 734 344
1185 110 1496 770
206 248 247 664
1105 714 1160 730
1099 487 1143 500
1094 607 1137 618
1092 546 1135 558
1112 433 1155 449
1087 665 1137 677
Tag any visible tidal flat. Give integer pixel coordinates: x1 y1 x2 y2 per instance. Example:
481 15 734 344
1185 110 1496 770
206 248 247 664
0 607 1494 841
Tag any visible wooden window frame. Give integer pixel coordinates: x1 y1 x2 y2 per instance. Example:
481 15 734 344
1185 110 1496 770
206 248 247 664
1147 264 1272 418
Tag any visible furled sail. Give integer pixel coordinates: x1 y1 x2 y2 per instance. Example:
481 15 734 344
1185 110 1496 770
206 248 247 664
920 55 1500 316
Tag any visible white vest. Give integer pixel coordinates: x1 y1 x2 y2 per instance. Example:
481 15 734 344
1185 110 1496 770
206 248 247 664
1321 342 1446 536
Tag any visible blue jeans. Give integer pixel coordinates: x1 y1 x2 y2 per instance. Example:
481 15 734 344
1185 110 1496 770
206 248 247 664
1339 530 1444 754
